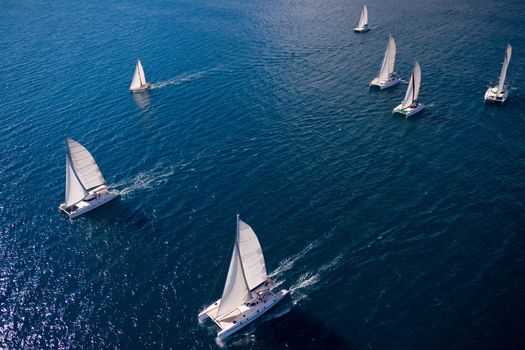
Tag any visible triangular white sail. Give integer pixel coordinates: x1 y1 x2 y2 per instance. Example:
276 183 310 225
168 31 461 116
401 61 421 109
358 5 368 28
129 59 147 90
496 44 512 95
65 154 88 207
378 35 396 81
217 216 252 319
66 138 106 191
238 220 267 290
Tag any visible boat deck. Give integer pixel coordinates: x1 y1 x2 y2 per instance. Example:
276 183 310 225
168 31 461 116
199 281 288 339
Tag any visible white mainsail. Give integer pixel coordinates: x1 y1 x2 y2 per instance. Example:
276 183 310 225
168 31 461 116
377 35 396 82
401 61 421 109
496 44 512 95
129 59 147 90
238 220 268 290
65 154 88 207
358 5 368 28
66 138 106 192
217 216 252 319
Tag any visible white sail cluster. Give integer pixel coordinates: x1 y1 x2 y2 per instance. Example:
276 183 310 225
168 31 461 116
64 138 106 207
216 217 268 319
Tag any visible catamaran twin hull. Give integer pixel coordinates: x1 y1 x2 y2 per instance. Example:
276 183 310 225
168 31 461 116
130 83 151 93
393 103 425 118
484 87 509 103
370 77 400 90
199 281 289 341
59 189 118 219
354 26 370 33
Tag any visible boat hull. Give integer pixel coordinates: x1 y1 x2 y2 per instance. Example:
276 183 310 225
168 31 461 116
484 87 508 103
59 190 118 219
130 84 151 92
354 26 370 33
393 103 425 118
370 77 400 90
199 285 289 341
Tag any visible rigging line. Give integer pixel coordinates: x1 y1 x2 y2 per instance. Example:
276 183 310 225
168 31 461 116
205 230 236 307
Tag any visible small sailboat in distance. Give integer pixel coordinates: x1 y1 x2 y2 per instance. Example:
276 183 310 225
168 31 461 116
198 215 289 341
129 59 150 92
370 35 400 89
59 138 118 218
354 5 370 33
485 43 512 103
393 61 425 117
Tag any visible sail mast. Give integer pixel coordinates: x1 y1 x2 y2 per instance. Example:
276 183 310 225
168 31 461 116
378 35 395 81
64 137 88 207
496 44 512 95
235 214 251 289
138 60 143 85
216 215 252 318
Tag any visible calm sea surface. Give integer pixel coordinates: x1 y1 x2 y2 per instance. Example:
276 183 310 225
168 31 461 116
1 0 525 349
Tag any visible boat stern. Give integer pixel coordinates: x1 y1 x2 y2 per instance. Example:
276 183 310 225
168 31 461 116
371 77 400 90
198 299 221 323
484 87 508 103
393 103 425 118
354 26 370 33
130 84 151 93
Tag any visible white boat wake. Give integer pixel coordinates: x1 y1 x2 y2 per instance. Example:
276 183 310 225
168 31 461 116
269 241 318 278
150 71 206 90
288 252 344 302
114 167 175 196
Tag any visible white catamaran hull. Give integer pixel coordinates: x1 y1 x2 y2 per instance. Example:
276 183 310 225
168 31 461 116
199 287 288 341
130 84 151 93
370 76 400 90
59 189 118 219
484 87 509 103
354 26 370 33
393 103 425 118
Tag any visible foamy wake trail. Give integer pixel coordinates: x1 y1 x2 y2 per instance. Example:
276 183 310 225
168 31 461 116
289 253 345 301
150 71 206 89
269 242 317 278
114 167 175 196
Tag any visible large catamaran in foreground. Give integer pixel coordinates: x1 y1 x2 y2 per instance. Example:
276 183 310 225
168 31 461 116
59 138 118 219
485 44 512 103
393 61 425 117
198 215 288 341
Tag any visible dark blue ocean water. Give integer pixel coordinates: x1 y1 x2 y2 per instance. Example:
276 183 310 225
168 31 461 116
1 0 525 349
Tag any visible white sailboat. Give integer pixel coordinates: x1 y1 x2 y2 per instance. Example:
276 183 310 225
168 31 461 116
198 215 289 341
485 43 512 103
129 59 151 92
354 5 370 33
393 61 425 117
370 35 400 89
59 138 118 218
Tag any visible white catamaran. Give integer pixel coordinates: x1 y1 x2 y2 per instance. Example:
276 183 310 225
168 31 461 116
129 59 151 92
370 35 400 89
59 138 118 218
354 5 369 33
485 43 512 103
198 215 288 341
393 61 425 117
